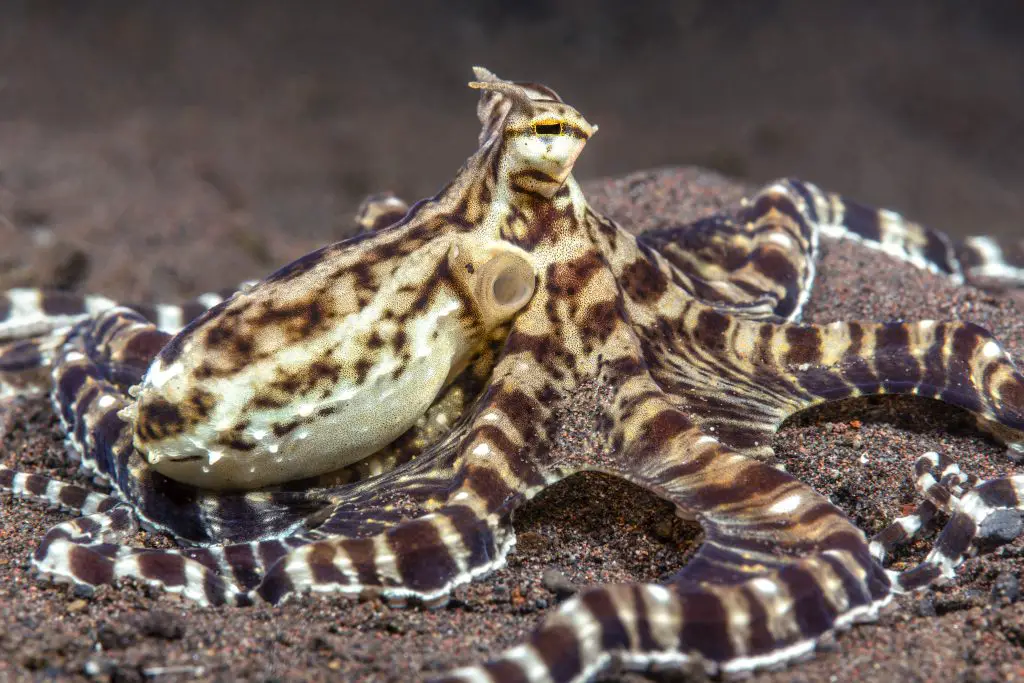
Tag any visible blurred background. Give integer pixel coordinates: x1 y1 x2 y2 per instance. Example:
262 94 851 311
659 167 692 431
0 0 1021 298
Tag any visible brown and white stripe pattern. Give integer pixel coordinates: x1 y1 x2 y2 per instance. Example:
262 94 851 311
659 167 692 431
0 282 253 340
0 282 253 398
641 179 1024 325
891 473 1024 593
960 236 1024 285
869 452 979 563
813 188 1024 292
8 305 520 608
1 68 1023 683
0 288 117 342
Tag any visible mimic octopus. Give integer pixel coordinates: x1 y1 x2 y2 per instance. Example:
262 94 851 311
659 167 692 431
1 68 1024 682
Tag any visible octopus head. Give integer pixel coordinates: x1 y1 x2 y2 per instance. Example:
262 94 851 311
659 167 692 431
470 67 597 198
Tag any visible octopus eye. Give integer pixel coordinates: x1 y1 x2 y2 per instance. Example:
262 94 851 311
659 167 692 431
532 119 563 136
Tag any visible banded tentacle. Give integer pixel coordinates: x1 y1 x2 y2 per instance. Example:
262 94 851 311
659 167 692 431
640 179 1024 325
0 283 251 397
772 318 1024 449
641 179 819 322
0 466 255 603
863 451 1024 595
809 187 1024 291
960 236 1024 287
39 308 333 544
790 179 1024 292
869 451 979 563
892 473 1024 592
30 504 318 606
0 283 250 341
0 288 117 342
638 302 1024 453
25 431 517 609
441 360 893 681
0 466 120 516
251 482 517 607
635 306 1024 507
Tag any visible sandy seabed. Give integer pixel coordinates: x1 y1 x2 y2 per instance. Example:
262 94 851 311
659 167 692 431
1 166 1022 682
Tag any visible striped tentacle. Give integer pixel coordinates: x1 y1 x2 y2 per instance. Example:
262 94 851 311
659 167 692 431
648 306 1024 462
0 283 250 397
36 469 523 608
639 178 1021 328
0 468 256 602
634 303 1019 491
640 179 819 322
25 452 514 608
959 236 1024 288
794 179 1024 291
440 569 886 683
893 473 1024 592
626 300 1024 465
869 451 979 563
440 382 891 681
49 309 168 482
756 317 1024 449
0 288 116 342
252 485 516 607
249 369 561 607
0 466 119 516
638 176 970 323
866 451 1023 594
29 503 242 604
790 179 965 284
31 505 139 592
47 308 332 544
30 505 317 606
